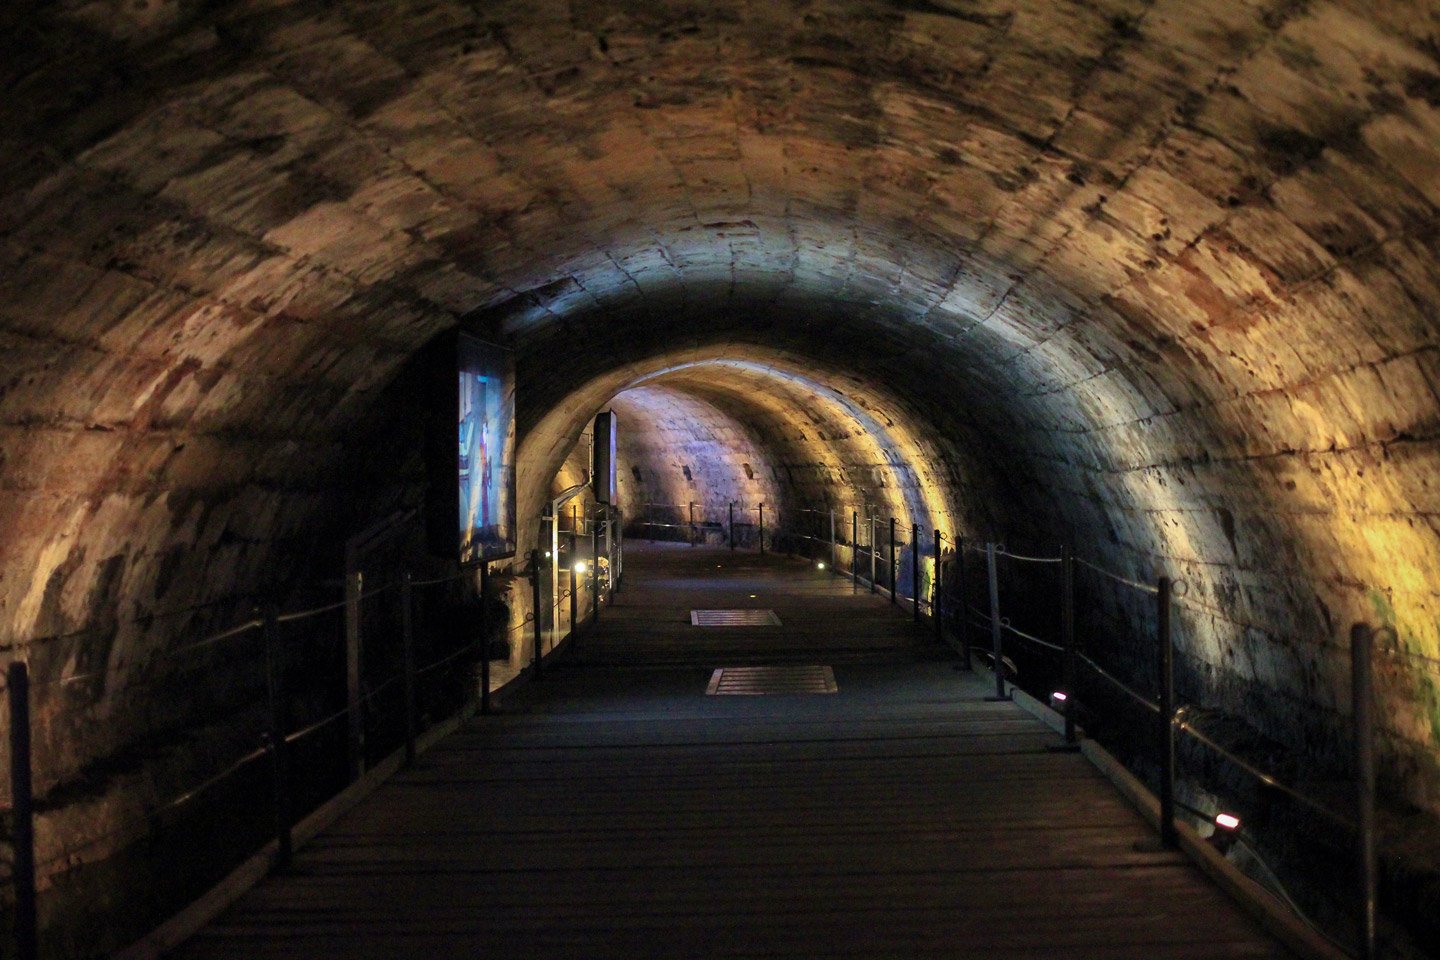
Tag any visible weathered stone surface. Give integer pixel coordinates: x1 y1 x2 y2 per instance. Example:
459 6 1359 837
1 0 1439 935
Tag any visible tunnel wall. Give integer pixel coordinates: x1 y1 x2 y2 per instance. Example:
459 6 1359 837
608 387 782 539
2 0 1440 951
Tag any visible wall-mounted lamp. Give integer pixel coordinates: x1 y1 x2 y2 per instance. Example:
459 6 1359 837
573 561 588 574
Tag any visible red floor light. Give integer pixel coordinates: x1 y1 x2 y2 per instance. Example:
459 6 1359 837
1051 691 1068 702
1215 812 1241 831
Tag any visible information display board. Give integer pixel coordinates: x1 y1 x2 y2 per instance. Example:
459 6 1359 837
456 334 516 563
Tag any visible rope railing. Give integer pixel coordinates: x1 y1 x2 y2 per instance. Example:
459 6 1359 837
1075 651 1161 715
1173 707 1355 829
33 742 273 872
4 501 1398 960
1074 556 1160 594
996 548 1063 564
3 506 636 960
28 602 502 877
909 534 1387 958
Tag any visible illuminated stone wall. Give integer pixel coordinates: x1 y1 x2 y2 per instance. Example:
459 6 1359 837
1 0 1439 887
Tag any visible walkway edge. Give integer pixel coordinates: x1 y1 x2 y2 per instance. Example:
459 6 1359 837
1003 677 1350 960
112 702 476 960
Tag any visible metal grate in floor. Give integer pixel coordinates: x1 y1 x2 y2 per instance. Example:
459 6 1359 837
706 665 837 695
690 609 782 627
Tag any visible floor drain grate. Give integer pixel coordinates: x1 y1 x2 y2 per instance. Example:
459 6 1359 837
706 665 837 695
691 609 782 627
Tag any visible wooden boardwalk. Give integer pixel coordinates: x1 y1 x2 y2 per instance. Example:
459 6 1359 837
176 544 1292 959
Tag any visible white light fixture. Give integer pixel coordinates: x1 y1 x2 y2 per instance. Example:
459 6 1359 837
817 562 826 570
1214 812 1241 831
573 561 588 574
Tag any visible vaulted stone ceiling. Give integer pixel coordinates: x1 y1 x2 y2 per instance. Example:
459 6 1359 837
3 0 1439 816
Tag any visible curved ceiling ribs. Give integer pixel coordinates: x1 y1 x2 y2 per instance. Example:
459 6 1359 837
1 0 1439 810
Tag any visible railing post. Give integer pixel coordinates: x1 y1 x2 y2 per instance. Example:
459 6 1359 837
530 548 544 678
852 512 859 587
869 515 877 594
569 530 579 636
1352 623 1378 960
888 517 897 604
1157 575 1177 848
261 605 293 866
401 574 417 767
592 516 602 622
479 562 491 715
911 524 920 622
957 536 971 669
758 503 765 554
933 530 943 646
612 507 623 590
1061 545 1078 746
729 502 736 551
344 569 365 780
986 542 1008 700
7 661 37 960
830 509 837 569
689 501 696 547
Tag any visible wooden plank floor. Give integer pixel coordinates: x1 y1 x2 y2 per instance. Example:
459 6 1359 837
176 544 1292 959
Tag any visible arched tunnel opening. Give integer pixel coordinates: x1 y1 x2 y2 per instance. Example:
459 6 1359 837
2 1 1440 957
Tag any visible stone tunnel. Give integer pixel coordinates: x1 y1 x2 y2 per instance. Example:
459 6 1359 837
2 0 1440 957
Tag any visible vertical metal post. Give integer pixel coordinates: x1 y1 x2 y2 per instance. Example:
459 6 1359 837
852 512 859 587
603 507 615 593
479 563 491 715
261 606 292 866
531 549 544 678
689 501 696 547
1061 545 1078 746
758 503 765 554
933 530 943 645
729 502 736 550
344 569 364 780
7 661 37 960
1157 576 1177 848
401 574 417 766
1352 623 1378 960
592 516 602 622
569 531 579 634
986 543 1007 699
869 515 877 594
549 513 560 657
830 510 837 569
613 507 623 590
957 536 971 669
911 524 921 622
888 517 897 603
